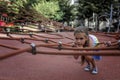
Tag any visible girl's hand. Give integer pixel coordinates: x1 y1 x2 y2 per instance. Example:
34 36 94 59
72 41 76 47
104 41 111 47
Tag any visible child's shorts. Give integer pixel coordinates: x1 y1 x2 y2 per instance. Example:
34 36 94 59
93 56 102 60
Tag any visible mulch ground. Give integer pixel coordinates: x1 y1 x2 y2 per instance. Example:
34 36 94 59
0 32 119 80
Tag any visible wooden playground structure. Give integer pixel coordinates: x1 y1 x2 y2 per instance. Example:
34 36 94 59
0 26 119 60
0 26 120 80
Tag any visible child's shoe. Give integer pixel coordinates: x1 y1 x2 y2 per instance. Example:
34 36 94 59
91 67 98 74
84 65 91 71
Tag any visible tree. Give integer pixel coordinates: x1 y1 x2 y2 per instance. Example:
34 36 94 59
58 0 79 25
76 0 119 31
32 0 63 21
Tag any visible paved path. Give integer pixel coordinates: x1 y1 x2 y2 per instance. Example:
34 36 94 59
0 53 120 80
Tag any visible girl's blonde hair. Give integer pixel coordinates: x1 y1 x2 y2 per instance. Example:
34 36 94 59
74 27 89 47
74 27 88 36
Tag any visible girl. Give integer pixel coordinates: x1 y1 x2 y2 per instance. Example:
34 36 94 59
73 27 101 74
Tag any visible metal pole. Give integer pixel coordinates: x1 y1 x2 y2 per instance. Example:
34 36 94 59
115 3 120 32
108 4 113 32
93 13 95 30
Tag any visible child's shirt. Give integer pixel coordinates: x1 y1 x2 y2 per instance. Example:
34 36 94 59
89 34 102 60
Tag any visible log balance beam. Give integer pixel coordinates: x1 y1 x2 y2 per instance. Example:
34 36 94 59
0 43 119 61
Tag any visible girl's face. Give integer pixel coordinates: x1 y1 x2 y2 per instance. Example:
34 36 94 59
74 33 88 47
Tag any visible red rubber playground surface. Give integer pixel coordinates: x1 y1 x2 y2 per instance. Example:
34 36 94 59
0 32 120 80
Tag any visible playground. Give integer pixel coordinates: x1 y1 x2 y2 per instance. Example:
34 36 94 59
0 0 120 80
0 29 119 80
